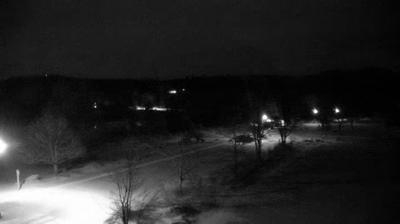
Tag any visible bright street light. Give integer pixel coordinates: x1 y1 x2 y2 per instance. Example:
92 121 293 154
0 138 7 155
312 108 319 115
261 113 272 123
334 107 340 114
261 114 268 122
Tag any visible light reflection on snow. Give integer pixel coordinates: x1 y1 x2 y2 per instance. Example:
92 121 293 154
0 186 111 224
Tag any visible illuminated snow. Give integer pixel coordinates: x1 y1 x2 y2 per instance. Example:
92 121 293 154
0 138 7 154
0 186 111 224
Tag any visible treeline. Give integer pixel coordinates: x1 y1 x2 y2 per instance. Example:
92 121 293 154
0 67 399 128
183 68 399 125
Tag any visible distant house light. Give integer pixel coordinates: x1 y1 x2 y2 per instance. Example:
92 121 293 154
168 89 177 94
261 114 268 123
151 106 168 111
135 106 146 111
182 88 186 92
261 114 272 123
280 119 285 126
93 102 98 109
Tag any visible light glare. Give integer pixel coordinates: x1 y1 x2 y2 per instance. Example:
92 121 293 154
168 89 177 94
0 187 111 224
135 105 146 111
261 114 273 123
0 138 7 154
151 106 168 111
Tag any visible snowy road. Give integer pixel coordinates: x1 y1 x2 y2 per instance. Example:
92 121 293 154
0 141 227 224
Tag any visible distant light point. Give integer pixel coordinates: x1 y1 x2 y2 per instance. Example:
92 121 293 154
312 108 319 115
135 106 146 111
168 89 177 94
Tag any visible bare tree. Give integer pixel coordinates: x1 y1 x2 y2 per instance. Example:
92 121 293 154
21 109 85 174
230 125 252 177
108 137 143 224
231 128 239 177
108 169 158 224
108 137 161 224
112 169 141 224
277 120 295 144
250 122 264 163
174 142 199 195
274 96 298 144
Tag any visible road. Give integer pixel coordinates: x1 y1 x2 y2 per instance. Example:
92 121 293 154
0 141 227 224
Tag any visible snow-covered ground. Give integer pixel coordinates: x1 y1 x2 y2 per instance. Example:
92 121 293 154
0 140 226 224
1 122 399 223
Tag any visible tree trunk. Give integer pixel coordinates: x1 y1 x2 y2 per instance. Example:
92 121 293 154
179 146 184 194
122 206 129 224
280 129 287 144
53 163 58 175
179 171 183 195
51 143 58 175
256 139 262 162
233 142 238 177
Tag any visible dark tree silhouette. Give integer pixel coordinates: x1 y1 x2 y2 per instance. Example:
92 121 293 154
22 109 85 174
250 121 264 163
277 120 295 144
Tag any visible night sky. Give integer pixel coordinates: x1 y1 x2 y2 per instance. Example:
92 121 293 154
1 0 399 79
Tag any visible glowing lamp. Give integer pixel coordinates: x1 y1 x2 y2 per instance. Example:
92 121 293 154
334 107 340 114
312 108 319 115
0 138 8 154
261 114 268 123
261 114 273 123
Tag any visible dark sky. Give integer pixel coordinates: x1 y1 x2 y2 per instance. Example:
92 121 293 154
1 0 399 79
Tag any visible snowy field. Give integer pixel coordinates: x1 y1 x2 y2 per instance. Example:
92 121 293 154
1 122 399 223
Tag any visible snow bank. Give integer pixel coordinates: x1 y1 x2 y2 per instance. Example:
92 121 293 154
196 210 248 224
